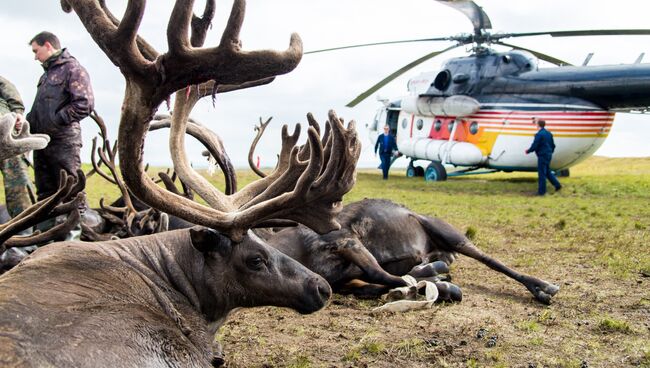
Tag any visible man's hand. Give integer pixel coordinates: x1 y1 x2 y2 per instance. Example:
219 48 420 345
14 113 26 132
525 149 529 154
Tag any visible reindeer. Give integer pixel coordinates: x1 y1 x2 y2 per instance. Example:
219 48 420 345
0 1 361 366
249 119 559 304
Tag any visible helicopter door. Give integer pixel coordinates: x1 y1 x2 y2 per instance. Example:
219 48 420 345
386 109 399 136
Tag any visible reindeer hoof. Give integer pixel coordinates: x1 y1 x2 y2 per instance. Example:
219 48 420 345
530 282 560 304
409 261 450 278
435 281 462 302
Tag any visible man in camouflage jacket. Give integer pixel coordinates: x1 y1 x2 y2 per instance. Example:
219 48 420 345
0 76 34 219
27 31 93 204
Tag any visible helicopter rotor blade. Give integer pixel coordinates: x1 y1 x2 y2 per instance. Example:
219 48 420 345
495 41 573 67
497 29 650 40
346 44 461 108
304 37 453 55
435 0 492 35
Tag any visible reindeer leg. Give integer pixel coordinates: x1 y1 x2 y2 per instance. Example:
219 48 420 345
335 239 407 289
417 215 560 304
337 279 393 299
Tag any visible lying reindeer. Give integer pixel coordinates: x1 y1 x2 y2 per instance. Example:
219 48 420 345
0 227 331 367
248 120 559 304
264 198 559 304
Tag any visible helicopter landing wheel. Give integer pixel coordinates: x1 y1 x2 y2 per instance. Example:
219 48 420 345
406 165 425 177
424 161 447 182
406 166 416 178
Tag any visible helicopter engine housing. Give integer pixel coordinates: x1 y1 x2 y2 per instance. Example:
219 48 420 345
401 95 481 117
398 137 485 166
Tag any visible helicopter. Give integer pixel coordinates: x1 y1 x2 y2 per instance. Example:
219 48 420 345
306 0 650 181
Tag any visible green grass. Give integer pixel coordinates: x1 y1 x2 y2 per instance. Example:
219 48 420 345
597 316 633 334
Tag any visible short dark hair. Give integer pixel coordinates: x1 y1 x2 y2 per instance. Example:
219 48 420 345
537 120 546 128
29 31 61 49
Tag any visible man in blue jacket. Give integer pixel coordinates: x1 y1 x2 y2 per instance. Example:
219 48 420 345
525 119 562 195
374 125 398 180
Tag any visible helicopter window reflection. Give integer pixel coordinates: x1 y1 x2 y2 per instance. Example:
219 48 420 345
470 121 479 135
448 120 455 132
416 119 424 130
402 118 408 129
434 120 442 132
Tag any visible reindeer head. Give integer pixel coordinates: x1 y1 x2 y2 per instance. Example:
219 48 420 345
190 227 331 315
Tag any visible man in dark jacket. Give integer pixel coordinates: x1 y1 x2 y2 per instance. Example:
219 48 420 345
374 125 398 180
525 119 562 196
27 31 94 236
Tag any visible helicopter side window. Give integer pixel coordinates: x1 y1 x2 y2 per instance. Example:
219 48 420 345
434 119 442 132
469 121 479 135
416 119 424 130
401 118 408 129
447 120 455 133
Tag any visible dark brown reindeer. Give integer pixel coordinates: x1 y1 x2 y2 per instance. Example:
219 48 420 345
0 1 360 367
249 119 560 304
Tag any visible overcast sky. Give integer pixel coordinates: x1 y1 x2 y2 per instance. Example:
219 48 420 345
1 0 649 170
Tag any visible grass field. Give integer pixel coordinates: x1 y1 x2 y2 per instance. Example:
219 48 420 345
5 156 649 367
217 156 650 368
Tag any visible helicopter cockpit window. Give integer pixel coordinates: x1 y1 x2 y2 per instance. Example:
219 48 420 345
510 51 538 72
434 119 442 132
416 119 424 130
402 118 408 129
469 121 479 135
370 111 380 132
447 120 455 132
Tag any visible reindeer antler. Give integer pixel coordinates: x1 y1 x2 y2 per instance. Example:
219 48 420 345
0 113 50 161
149 114 237 195
0 171 85 250
86 111 140 235
63 1 359 241
248 116 273 178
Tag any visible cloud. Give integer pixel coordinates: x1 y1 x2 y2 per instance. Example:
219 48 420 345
0 0 648 172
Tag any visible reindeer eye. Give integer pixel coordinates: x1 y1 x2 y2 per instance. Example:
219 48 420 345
245 256 265 271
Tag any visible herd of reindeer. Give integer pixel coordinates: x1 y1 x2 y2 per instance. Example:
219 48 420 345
0 1 559 367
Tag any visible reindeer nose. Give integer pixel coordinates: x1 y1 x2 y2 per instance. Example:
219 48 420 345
317 278 332 301
310 276 331 303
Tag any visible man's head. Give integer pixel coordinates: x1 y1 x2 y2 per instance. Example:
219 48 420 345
383 125 390 134
29 32 61 63
533 118 546 129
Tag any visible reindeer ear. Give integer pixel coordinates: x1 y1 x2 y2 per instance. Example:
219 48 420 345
189 227 231 257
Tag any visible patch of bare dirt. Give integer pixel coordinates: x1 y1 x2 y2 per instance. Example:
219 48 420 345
218 251 649 367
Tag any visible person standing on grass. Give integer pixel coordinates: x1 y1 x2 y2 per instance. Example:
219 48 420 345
374 125 398 180
27 31 94 239
525 119 562 196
